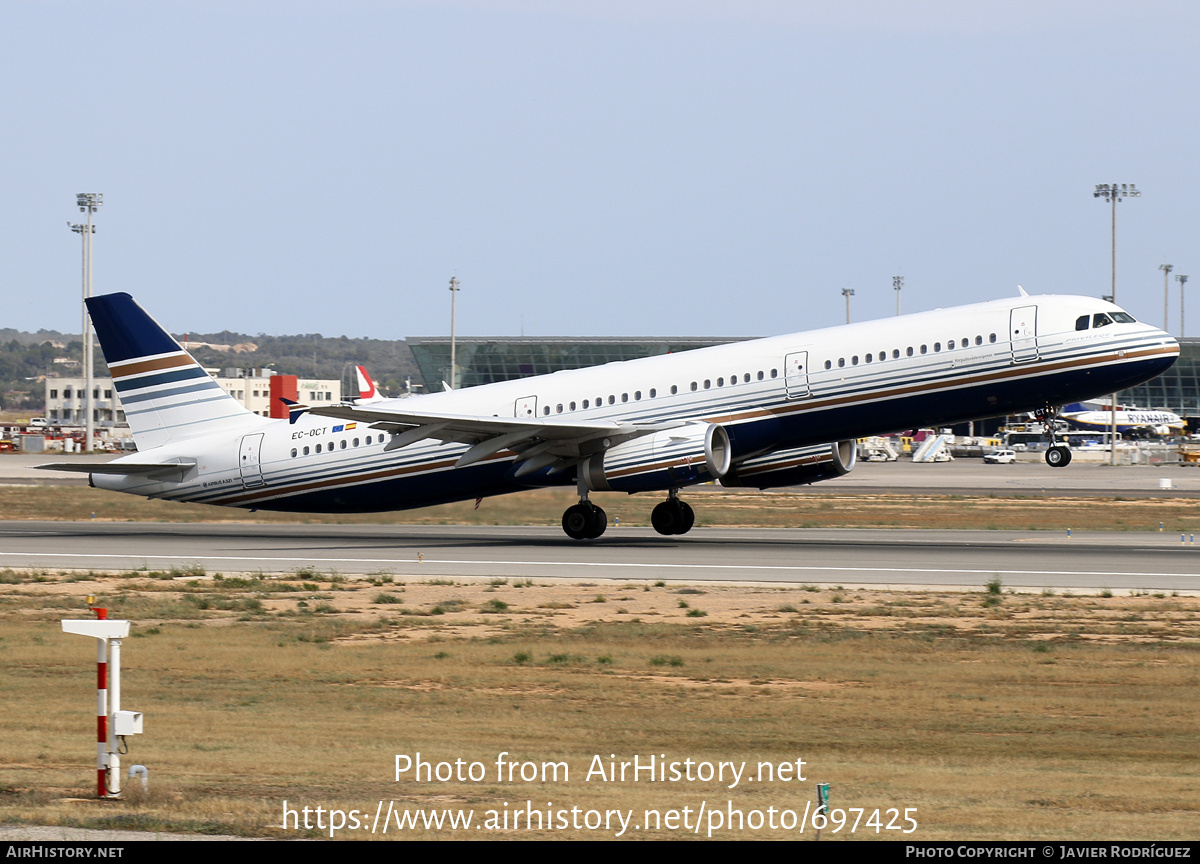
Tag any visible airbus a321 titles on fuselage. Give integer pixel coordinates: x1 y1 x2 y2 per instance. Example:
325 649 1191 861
40 292 1179 539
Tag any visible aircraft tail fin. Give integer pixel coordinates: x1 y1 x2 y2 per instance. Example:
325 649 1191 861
86 293 261 450
355 365 383 402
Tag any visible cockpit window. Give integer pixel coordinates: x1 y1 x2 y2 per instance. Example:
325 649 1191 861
1093 313 1113 328
1111 312 1136 323
1075 315 1090 331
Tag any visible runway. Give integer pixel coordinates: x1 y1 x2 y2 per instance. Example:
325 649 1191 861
2 521 1199 592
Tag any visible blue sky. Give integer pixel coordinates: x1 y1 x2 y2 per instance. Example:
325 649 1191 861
3 1 1198 339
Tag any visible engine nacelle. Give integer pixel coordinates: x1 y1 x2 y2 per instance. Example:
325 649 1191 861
582 423 731 493
720 440 856 490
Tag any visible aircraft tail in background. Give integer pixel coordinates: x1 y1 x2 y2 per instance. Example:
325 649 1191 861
354 365 384 403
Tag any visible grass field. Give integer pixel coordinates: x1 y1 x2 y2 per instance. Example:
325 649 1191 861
6 483 1200 533
1 566 1197 840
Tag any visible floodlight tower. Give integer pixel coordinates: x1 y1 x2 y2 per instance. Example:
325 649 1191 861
448 276 460 391
1179 274 1189 338
67 221 93 430
841 287 855 324
1093 183 1139 464
1160 264 1173 331
76 193 103 451
892 276 903 316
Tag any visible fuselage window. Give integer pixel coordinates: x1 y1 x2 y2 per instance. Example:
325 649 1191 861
353 438 359 447
544 406 550 415
583 399 590 409
906 347 914 357
825 360 832 370
691 382 697 392
315 443 322 454
933 342 941 352
865 353 873 363
976 335 983 345
757 371 764 380
717 377 724 387
744 373 751 383
704 380 711 389
989 333 997 343
920 345 927 354
851 356 859 366
621 393 628 402
838 358 845 368
570 401 576 410
947 340 955 350
649 388 656 398
291 448 297 458
670 385 678 395
608 395 615 405
892 349 899 359
556 404 563 413
340 440 347 449
634 391 641 400
770 369 778 378
303 446 310 456
1093 313 1113 328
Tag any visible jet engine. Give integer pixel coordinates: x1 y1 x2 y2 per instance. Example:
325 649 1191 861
582 423 731 493
719 440 856 489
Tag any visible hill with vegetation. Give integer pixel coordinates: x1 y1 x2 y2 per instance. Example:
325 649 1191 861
0 328 423 414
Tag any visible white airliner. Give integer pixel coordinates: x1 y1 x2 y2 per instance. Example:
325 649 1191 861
40 292 1178 539
1059 401 1185 435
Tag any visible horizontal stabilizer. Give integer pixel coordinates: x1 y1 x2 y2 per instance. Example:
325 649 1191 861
37 460 196 478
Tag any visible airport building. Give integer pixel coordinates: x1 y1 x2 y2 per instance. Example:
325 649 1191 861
406 337 744 391
1122 337 1200 420
45 369 341 426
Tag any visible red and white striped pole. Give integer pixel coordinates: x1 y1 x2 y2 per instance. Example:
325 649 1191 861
95 612 107 795
94 606 109 798
63 609 130 799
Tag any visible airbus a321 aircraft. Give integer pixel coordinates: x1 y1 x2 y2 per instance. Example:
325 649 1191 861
40 292 1178 540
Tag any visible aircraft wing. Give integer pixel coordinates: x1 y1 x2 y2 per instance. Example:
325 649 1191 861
309 404 684 474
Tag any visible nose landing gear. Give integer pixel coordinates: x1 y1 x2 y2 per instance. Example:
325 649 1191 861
1035 405 1072 468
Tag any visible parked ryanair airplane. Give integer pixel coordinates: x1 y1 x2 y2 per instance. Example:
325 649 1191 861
40 292 1178 539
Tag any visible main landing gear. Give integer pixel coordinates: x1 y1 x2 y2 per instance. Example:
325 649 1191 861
562 501 607 540
651 490 695 536
560 480 696 540
562 471 608 540
1035 405 1072 468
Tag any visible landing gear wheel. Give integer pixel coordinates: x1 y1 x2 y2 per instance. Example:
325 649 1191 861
585 505 607 539
562 503 608 539
1045 445 1072 468
651 499 694 535
676 501 695 534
